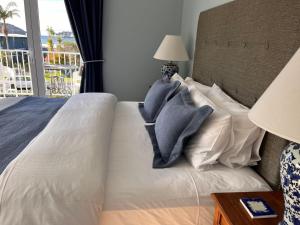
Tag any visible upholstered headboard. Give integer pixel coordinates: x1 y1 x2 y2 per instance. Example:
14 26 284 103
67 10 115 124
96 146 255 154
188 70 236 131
192 0 300 189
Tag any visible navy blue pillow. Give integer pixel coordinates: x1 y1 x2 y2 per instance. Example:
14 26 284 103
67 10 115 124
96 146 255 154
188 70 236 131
139 79 180 123
145 89 213 168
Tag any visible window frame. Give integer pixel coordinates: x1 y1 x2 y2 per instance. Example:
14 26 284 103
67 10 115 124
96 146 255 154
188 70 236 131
24 0 46 96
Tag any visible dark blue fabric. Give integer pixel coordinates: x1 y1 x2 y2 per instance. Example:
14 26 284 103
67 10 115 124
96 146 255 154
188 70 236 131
146 89 213 168
64 0 103 93
0 97 66 174
139 79 180 123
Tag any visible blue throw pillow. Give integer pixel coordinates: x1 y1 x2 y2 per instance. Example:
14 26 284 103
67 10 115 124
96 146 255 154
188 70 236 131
139 79 180 123
145 89 213 168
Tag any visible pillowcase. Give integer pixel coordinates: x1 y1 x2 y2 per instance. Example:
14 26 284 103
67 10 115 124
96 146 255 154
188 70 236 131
171 73 185 83
184 85 232 169
145 88 213 168
185 77 211 95
139 79 180 123
171 73 189 91
208 84 249 109
207 84 265 168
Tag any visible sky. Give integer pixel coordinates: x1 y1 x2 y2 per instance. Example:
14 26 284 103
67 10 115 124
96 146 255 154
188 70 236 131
1 0 72 36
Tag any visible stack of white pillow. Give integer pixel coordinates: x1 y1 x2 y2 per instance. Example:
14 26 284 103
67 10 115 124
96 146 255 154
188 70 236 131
171 74 265 170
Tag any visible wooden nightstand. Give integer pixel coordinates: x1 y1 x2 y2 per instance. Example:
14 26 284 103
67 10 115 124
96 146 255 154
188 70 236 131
211 191 284 225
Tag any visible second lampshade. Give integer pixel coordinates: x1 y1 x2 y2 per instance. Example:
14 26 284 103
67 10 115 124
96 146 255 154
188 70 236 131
154 35 189 78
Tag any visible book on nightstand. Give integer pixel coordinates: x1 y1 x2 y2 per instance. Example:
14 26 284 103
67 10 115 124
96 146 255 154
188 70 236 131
240 197 277 219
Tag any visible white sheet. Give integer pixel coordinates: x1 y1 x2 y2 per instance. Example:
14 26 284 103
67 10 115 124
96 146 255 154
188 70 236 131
0 93 117 225
101 102 271 224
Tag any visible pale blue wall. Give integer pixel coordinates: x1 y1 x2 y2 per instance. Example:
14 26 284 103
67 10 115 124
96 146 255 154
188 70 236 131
103 0 183 101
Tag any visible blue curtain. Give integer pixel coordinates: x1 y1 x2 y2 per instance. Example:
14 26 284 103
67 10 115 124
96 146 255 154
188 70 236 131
64 0 104 92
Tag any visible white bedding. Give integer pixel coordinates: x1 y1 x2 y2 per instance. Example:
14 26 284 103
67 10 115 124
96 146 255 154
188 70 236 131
101 102 271 225
0 96 271 225
0 94 117 225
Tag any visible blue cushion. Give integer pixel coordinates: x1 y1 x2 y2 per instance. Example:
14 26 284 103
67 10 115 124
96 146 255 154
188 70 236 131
139 79 180 123
145 89 213 168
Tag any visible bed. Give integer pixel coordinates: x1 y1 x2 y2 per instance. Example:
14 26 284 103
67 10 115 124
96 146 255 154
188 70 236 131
0 0 300 225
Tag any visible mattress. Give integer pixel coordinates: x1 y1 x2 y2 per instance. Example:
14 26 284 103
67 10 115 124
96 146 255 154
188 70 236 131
101 102 271 225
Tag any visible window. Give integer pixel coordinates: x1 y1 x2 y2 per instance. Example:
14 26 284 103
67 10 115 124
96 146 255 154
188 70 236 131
0 0 81 98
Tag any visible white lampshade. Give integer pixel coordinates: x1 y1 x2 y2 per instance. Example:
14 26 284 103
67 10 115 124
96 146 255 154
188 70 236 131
249 48 300 143
154 35 189 62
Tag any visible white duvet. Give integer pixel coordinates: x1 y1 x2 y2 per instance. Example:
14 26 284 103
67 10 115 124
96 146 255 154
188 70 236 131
0 94 117 225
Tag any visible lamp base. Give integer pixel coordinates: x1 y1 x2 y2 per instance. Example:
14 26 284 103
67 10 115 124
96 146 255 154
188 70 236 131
161 62 179 79
280 142 300 225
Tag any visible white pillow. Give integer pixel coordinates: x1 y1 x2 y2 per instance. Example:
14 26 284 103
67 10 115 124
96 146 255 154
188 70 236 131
185 77 211 95
171 73 185 82
207 84 265 168
171 73 188 89
184 85 232 169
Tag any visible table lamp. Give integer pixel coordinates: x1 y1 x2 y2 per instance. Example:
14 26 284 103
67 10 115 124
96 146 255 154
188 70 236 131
153 35 189 78
249 48 300 225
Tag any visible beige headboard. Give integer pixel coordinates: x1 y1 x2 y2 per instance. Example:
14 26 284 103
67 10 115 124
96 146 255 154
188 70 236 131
192 0 300 189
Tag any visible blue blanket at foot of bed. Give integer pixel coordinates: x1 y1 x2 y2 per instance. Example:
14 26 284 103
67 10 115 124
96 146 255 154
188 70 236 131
0 97 67 174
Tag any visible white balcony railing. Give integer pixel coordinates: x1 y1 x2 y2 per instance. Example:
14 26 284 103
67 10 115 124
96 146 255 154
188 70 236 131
0 49 82 98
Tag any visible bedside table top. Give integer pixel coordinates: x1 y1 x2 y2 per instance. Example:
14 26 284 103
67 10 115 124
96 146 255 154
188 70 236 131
211 191 284 225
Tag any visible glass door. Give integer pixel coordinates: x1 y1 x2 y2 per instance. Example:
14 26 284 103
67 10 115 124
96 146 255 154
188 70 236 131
38 0 81 97
0 0 34 97
0 0 81 98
